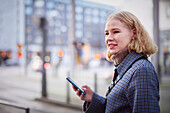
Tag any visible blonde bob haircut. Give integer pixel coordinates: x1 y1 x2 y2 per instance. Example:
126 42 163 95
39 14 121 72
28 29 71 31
106 11 158 62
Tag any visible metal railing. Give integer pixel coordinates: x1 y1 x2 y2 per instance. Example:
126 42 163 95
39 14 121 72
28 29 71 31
0 100 30 113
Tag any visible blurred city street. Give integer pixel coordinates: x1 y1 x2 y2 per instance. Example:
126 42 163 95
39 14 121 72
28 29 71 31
0 66 82 113
0 0 170 113
0 66 170 113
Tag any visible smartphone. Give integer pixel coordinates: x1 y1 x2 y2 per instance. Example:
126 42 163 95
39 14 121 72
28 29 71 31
66 77 86 95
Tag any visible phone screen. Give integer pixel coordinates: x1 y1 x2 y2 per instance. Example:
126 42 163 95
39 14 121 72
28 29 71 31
66 77 86 95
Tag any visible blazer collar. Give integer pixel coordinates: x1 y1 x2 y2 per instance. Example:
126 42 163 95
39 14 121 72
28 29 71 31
116 51 147 79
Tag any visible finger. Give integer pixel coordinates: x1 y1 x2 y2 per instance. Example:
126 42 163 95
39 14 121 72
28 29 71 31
82 87 88 93
80 93 84 100
76 89 81 96
82 85 88 89
72 85 77 91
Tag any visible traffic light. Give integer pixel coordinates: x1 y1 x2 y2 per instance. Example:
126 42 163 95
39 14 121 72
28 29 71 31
57 50 64 58
93 53 101 60
17 44 22 58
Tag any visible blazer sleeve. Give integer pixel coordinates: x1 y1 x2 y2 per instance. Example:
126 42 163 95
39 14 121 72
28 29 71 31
83 92 106 113
127 67 160 113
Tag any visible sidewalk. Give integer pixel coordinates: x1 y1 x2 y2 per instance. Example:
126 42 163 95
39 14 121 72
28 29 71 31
161 75 170 84
0 66 82 113
0 66 170 113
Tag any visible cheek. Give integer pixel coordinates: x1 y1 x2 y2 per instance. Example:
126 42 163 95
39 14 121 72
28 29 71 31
124 40 131 47
119 37 132 47
105 37 107 44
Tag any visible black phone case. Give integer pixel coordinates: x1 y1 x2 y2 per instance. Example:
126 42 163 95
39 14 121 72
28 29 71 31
66 77 86 95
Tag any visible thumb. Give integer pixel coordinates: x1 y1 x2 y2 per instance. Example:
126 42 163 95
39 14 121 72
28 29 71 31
82 85 89 89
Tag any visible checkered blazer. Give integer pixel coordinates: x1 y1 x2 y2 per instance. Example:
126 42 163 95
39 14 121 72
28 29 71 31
83 51 160 113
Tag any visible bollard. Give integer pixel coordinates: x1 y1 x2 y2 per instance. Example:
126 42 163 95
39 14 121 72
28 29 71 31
66 72 70 104
26 108 30 113
94 73 97 93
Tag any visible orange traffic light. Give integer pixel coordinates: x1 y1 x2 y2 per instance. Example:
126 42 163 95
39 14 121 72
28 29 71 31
17 44 22 58
17 52 22 58
0 50 6 58
17 44 22 48
93 54 101 60
57 50 64 57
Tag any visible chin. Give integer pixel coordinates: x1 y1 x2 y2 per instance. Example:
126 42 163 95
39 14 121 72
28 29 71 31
109 50 118 56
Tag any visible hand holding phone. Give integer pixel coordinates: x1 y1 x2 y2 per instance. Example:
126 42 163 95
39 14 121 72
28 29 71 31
66 77 86 95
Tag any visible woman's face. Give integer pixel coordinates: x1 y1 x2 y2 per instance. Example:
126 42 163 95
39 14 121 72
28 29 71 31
105 19 134 55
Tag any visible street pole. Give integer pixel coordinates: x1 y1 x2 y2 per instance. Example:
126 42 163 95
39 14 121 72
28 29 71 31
94 73 97 93
153 0 161 82
68 0 76 75
66 72 70 104
40 17 47 97
24 2 28 76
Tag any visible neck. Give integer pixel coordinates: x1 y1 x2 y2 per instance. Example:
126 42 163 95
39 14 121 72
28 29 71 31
110 48 128 66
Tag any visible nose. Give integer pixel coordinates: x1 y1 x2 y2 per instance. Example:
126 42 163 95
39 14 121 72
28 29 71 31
105 35 114 44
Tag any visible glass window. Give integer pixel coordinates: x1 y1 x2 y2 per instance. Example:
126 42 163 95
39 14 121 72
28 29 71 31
66 5 72 12
35 36 43 44
84 15 91 23
160 30 170 74
48 29 53 35
57 3 65 11
55 37 63 44
76 22 83 29
55 28 61 35
60 26 67 32
27 35 33 43
48 20 54 27
66 21 71 27
100 11 106 17
85 31 92 38
84 8 91 15
46 10 51 17
46 1 54 9
34 9 44 15
76 30 83 38
93 9 99 16
100 18 106 24
34 0 44 8
75 6 83 13
26 27 31 33
55 20 61 27
47 10 60 17
25 0 32 5
92 16 99 24
25 7 32 15
66 13 72 20
76 14 83 21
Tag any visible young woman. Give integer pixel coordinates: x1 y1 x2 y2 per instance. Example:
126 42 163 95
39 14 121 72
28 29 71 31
72 11 160 113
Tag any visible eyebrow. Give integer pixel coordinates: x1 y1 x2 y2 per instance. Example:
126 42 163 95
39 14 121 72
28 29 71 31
104 28 120 33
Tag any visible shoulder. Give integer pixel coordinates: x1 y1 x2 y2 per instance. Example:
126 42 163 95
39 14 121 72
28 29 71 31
132 58 156 73
125 58 158 85
127 59 159 95
130 59 158 84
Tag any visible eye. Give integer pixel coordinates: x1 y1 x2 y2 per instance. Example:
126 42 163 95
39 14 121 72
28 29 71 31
114 31 119 33
105 32 109 36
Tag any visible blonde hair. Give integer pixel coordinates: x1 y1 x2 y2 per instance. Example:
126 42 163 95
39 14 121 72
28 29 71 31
106 11 158 62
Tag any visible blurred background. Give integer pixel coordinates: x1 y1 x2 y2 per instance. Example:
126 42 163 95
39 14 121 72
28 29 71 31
0 0 170 113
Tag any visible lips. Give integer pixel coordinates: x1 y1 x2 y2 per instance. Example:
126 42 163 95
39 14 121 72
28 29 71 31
108 43 117 49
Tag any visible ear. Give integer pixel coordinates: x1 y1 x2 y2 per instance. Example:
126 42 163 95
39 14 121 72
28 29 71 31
132 28 137 39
